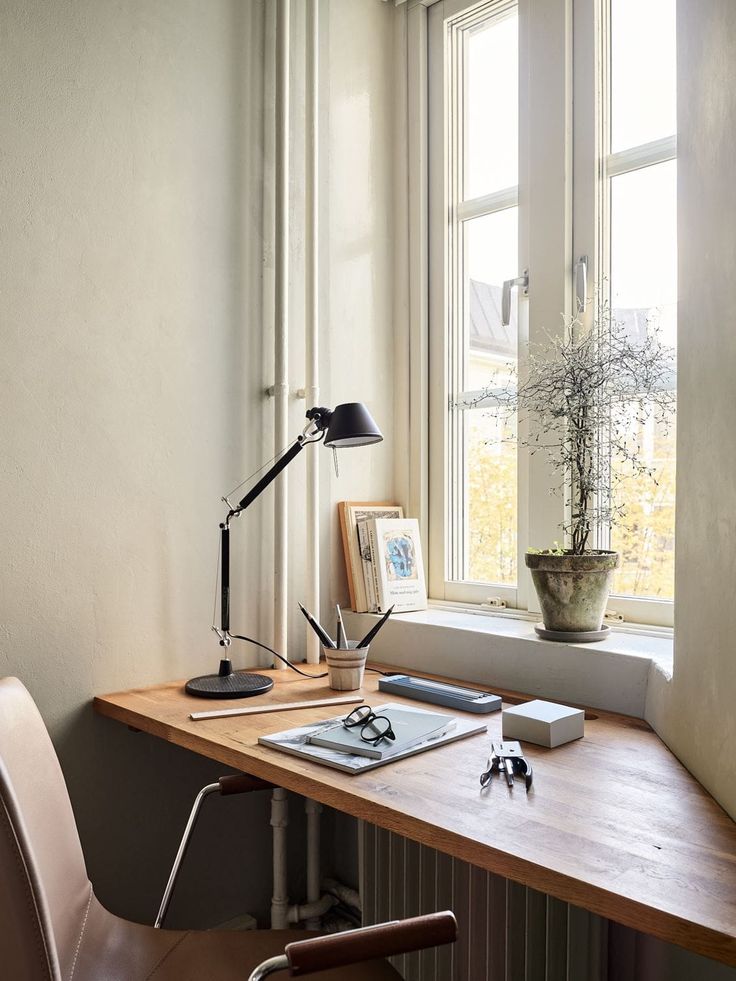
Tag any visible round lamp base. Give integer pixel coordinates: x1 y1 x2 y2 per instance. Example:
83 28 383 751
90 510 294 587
185 671 274 699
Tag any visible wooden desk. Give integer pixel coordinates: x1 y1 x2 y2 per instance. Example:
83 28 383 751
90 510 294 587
94 666 736 967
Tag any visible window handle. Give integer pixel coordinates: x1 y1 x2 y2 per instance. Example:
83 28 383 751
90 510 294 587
574 255 588 314
501 269 529 327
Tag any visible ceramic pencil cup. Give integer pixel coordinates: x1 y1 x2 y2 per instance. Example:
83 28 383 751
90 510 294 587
323 642 368 691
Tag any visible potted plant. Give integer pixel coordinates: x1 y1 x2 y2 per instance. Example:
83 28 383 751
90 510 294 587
477 301 675 636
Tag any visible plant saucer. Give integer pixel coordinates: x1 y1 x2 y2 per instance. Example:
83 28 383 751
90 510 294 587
534 623 610 643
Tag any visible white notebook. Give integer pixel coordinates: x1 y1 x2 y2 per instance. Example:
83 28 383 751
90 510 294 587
308 705 454 760
259 703 487 775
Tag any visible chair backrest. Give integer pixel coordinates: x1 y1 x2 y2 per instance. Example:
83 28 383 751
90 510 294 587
0 677 92 981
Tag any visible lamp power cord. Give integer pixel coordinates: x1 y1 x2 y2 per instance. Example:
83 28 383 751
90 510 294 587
229 633 394 679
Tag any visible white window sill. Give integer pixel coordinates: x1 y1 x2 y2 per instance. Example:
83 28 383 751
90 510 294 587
344 604 673 719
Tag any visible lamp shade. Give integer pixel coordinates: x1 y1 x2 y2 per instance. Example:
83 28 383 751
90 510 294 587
323 402 383 447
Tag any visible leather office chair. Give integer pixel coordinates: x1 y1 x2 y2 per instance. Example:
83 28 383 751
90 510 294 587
0 677 456 980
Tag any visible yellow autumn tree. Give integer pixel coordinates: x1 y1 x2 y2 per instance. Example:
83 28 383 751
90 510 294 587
467 411 517 585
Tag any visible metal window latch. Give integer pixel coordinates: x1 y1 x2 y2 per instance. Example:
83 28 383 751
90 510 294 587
501 269 529 327
574 255 588 314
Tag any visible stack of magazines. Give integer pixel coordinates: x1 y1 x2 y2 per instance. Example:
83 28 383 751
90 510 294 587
259 703 487 774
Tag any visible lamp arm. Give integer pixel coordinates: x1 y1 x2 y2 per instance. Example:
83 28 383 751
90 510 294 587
220 521 231 637
230 405 332 516
217 438 306 640
232 436 307 515
216 408 331 643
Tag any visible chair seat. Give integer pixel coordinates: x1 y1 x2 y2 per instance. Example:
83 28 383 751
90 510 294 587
71 892 402 981
0 678 407 981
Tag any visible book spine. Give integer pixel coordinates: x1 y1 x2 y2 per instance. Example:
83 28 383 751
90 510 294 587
366 522 385 613
338 504 358 612
349 512 369 613
357 520 377 612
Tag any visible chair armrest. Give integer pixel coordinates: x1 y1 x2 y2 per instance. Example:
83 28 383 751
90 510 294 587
284 911 458 976
155 774 274 928
219 774 274 795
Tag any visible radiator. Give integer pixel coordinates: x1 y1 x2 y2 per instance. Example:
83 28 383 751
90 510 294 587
359 822 608 981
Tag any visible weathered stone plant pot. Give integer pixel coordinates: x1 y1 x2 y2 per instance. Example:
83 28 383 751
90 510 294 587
525 550 620 633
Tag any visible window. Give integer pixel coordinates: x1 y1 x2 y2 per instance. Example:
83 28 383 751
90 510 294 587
575 0 677 624
437 1 522 605
428 0 677 626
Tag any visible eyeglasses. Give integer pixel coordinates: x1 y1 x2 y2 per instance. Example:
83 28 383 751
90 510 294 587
343 706 396 746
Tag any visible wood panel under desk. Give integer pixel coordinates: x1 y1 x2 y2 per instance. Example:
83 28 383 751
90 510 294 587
94 665 736 967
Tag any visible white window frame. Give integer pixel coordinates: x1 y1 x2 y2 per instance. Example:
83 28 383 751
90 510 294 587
431 0 525 609
412 0 676 629
427 0 572 615
572 0 676 627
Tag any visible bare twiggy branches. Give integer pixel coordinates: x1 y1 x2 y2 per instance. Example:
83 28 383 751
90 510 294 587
468 300 676 555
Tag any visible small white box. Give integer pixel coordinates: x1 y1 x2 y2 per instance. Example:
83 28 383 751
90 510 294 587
502 699 584 748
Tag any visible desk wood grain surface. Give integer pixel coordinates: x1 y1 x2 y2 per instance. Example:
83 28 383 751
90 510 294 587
94 666 736 966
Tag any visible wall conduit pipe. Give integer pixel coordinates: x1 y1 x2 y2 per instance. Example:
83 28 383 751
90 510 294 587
322 877 362 914
270 788 290 929
304 0 320 664
273 0 290 666
304 796 322 929
287 893 336 926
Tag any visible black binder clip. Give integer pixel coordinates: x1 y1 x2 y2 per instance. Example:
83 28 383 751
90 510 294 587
480 741 533 792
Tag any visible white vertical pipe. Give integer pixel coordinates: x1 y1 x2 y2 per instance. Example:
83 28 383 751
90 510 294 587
270 788 290 929
305 0 320 663
274 0 290 665
304 797 322 929
261 1 276 655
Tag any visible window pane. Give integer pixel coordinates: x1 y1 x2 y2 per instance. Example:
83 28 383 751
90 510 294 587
611 408 676 599
467 408 517 585
609 159 676 600
610 160 677 348
464 208 518 385
462 210 518 585
610 0 676 152
464 10 518 199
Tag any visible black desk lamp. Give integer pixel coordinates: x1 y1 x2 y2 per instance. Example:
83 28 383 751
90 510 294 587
186 402 383 698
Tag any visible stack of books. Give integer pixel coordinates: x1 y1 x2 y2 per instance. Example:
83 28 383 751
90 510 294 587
338 502 427 614
259 703 487 774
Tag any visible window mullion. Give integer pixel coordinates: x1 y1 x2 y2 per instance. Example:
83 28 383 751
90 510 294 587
522 0 572 597
457 186 519 221
606 134 677 177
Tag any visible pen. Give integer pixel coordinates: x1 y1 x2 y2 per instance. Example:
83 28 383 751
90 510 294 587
298 602 336 649
356 605 394 649
336 604 347 649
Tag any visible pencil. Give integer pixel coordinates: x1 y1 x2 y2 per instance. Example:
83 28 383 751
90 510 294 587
298 602 336 648
356 605 394 648
336 604 347 648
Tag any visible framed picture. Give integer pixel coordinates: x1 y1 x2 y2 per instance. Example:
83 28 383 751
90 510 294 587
338 502 404 612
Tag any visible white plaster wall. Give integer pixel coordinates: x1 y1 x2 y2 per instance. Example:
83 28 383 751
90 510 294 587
0 0 278 924
319 0 397 617
645 0 736 822
0 0 399 925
